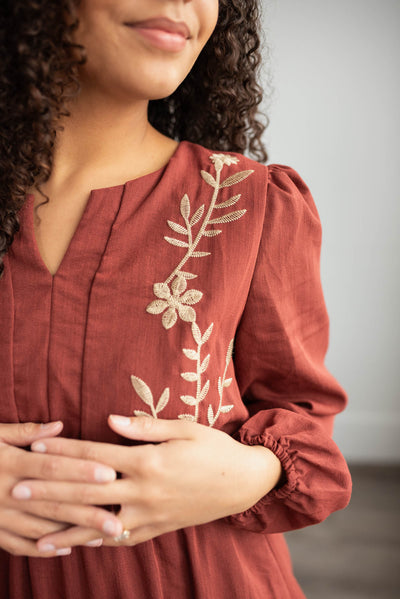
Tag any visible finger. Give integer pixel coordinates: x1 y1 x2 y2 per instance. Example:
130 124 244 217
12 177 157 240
10 447 117 484
0 528 71 558
11 478 131 507
0 421 63 447
108 415 201 442
30 437 136 472
9 497 124 538
36 525 105 552
102 524 161 548
0 508 68 539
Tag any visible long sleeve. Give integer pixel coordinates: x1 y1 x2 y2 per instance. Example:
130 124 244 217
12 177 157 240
225 164 352 534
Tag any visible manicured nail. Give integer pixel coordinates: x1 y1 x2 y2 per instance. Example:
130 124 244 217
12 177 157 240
109 415 131 427
38 543 56 552
12 485 31 499
56 547 72 556
40 421 62 430
31 441 47 453
103 519 123 536
85 538 103 547
94 467 116 483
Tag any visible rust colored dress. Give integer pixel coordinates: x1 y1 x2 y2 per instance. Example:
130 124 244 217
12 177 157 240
0 140 351 598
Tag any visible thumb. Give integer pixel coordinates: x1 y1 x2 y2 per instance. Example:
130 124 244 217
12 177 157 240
0 421 63 446
108 415 198 442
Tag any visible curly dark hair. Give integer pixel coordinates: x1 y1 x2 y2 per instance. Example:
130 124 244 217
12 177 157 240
0 0 269 280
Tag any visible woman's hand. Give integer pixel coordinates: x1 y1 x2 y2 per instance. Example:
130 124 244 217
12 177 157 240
0 421 124 557
12 416 282 552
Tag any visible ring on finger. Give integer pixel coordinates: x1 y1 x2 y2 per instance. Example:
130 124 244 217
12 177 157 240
113 529 131 543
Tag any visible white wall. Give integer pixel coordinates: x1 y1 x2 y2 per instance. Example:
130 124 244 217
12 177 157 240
261 0 400 462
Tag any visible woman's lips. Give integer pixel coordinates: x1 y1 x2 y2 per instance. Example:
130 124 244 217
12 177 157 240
124 18 190 53
128 26 188 52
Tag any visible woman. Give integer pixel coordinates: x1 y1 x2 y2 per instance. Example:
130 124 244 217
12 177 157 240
0 1 352 597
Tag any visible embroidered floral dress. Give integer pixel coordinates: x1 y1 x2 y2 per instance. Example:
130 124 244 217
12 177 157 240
0 140 351 599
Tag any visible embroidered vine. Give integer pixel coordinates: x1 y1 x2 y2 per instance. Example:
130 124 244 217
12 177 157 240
146 153 254 329
131 322 234 427
130 153 252 427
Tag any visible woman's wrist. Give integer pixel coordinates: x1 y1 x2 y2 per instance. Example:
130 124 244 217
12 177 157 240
233 444 283 513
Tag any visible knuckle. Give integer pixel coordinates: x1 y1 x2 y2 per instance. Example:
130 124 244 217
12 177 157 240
41 456 59 479
139 417 154 432
83 445 99 462
26 522 45 539
21 422 37 438
145 448 163 477
45 501 64 521
80 485 95 504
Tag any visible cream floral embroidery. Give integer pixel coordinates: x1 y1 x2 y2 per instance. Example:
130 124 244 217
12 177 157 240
148 277 202 329
131 153 253 427
146 153 254 329
131 322 234 426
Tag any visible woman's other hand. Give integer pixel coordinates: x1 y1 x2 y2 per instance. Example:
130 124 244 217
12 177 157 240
19 416 282 552
0 421 123 557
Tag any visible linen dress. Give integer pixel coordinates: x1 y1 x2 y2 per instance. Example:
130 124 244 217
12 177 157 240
0 140 352 598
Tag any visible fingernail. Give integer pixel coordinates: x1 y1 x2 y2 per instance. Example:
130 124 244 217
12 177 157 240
40 421 62 430
56 547 72 556
12 485 31 499
85 538 103 547
103 519 123 536
94 467 116 483
38 543 56 552
31 441 47 453
109 415 131 427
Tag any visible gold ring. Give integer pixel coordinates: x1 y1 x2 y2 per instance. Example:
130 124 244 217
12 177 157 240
113 529 131 543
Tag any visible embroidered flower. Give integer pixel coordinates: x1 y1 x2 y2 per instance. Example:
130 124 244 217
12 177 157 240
209 153 239 171
146 276 203 329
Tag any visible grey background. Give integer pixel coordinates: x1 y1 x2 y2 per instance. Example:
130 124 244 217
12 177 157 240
260 0 400 463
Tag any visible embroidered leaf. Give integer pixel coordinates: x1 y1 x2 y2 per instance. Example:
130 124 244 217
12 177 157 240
223 378 233 388
215 194 241 209
171 275 187 296
180 289 203 305
162 307 177 329
168 220 188 235
130 376 154 407
146 299 168 315
207 404 215 426
200 354 210 373
192 322 202 345
180 395 198 406
180 194 190 221
190 205 205 226
220 404 234 413
201 170 217 188
226 339 234 363
153 282 170 300
178 414 196 422
164 236 189 248
178 271 198 280
201 323 214 344
133 410 153 418
156 388 170 413
203 229 222 237
183 348 198 360
191 251 211 258
200 380 210 401
181 372 198 382
217 376 222 396
208 210 247 225
220 169 254 188
178 305 196 323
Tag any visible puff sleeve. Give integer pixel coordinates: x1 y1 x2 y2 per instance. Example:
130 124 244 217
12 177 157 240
225 164 352 534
